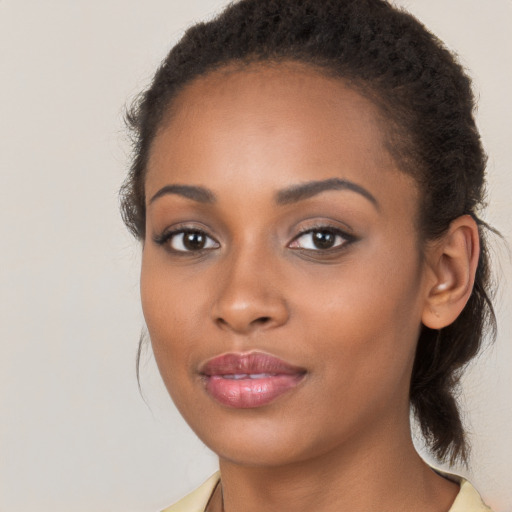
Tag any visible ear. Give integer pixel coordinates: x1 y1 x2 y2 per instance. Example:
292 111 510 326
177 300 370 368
421 215 480 330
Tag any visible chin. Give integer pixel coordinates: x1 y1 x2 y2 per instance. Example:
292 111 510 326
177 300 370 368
187 409 341 468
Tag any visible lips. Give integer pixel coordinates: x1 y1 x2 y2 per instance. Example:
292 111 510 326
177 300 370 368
200 352 306 408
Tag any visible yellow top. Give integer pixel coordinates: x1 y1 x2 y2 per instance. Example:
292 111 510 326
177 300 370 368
161 471 493 512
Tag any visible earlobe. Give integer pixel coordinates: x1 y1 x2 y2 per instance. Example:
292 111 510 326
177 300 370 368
422 215 480 330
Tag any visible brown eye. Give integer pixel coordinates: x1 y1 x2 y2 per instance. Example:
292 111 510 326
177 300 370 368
289 228 351 251
165 230 219 252
182 232 207 250
311 230 337 249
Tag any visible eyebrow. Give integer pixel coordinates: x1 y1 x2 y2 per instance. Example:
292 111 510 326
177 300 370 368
149 177 379 209
149 184 216 205
276 178 379 209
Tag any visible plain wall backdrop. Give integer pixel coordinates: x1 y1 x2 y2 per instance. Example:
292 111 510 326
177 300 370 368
1 1 510 511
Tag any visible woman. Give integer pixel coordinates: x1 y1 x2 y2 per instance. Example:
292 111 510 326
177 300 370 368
120 0 497 510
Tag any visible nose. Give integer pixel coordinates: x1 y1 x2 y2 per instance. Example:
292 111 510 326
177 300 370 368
211 247 289 334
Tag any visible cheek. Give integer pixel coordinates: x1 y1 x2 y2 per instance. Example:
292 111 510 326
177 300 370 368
141 246 209 326
295 243 424 382
140 266 207 423
140 252 203 379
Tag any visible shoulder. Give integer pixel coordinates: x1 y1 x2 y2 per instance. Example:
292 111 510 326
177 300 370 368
434 468 494 512
161 472 220 512
448 479 493 512
159 469 493 512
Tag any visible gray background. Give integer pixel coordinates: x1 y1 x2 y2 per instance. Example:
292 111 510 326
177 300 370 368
1 1 510 510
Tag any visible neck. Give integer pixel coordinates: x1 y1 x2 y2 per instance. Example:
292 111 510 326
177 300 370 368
212 419 458 512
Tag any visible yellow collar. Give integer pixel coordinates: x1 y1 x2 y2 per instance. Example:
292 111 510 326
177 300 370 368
161 469 492 512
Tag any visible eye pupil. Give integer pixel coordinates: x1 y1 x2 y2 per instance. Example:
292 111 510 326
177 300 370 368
184 231 206 250
313 230 335 249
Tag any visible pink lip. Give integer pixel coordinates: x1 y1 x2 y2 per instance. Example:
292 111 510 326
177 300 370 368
199 352 306 409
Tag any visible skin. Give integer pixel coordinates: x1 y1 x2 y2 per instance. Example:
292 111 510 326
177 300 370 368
141 63 478 512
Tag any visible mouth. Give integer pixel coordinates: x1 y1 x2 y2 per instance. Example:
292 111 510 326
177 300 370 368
199 352 307 409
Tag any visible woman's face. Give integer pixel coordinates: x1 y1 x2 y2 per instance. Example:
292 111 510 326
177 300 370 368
141 63 432 467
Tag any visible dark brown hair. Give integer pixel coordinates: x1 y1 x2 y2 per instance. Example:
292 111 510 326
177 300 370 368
121 0 496 464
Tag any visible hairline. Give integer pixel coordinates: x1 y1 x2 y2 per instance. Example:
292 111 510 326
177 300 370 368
142 57 427 243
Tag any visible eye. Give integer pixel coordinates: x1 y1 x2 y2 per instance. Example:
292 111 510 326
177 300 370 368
154 229 220 252
288 227 352 251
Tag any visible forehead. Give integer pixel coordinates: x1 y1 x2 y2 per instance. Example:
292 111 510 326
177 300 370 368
146 62 418 216
153 62 389 167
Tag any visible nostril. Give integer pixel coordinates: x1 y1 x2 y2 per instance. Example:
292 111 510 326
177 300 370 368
215 315 272 331
253 316 271 325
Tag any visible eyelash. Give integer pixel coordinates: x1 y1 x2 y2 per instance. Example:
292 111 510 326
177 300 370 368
153 226 220 253
153 225 356 254
289 225 356 252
